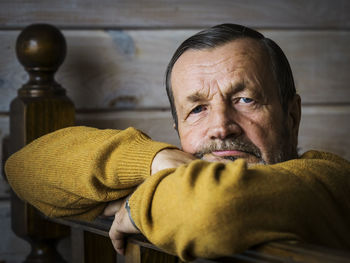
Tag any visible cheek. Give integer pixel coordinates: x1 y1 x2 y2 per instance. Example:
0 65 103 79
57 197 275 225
179 123 206 154
242 119 265 146
240 112 282 151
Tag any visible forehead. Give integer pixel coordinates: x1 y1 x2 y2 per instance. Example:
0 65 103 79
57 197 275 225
172 38 270 80
171 38 275 102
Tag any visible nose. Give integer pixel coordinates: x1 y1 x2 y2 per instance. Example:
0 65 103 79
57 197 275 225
207 104 242 140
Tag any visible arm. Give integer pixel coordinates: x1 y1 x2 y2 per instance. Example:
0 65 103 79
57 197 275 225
5 126 177 221
128 151 350 261
105 148 198 255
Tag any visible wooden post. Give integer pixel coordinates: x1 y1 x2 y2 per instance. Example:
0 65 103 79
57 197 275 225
84 232 117 263
9 24 75 263
124 242 141 263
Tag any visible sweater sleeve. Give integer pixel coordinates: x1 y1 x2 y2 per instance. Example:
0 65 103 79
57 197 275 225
129 151 350 261
5 126 177 221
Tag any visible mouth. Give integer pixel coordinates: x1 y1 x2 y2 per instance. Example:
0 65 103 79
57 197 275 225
208 150 262 163
194 139 263 164
211 150 257 160
212 150 246 157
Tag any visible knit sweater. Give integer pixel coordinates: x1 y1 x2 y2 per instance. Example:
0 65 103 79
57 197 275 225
5 126 350 261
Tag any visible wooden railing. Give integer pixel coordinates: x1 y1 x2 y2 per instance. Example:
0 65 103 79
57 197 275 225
48 216 350 263
5 23 350 263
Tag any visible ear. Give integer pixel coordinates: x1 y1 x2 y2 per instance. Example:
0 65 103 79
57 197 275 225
287 94 301 142
173 123 177 130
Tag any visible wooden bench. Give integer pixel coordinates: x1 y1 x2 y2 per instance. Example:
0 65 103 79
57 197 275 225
6 23 350 263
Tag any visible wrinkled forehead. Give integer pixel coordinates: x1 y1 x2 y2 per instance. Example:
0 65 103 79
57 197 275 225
172 38 271 76
171 38 276 100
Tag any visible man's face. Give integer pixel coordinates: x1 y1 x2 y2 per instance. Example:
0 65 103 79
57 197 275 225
171 38 299 164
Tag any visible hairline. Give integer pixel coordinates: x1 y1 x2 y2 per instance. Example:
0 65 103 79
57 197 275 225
166 36 282 130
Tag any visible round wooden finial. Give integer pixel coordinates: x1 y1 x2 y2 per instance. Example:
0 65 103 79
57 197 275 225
15 24 67 97
16 24 66 71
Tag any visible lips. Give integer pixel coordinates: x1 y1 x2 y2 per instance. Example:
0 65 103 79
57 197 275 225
212 150 245 157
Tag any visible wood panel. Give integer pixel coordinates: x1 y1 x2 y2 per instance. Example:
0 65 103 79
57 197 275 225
0 0 349 29
298 105 350 159
76 106 350 160
263 30 350 104
0 114 10 199
76 110 180 147
1 30 349 111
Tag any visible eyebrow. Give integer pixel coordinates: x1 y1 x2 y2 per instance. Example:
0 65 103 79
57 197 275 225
186 92 205 103
186 82 246 103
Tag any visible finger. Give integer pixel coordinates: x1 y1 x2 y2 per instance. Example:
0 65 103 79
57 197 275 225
109 203 141 254
109 212 125 240
111 233 126 255
109 219 126 254
103 198 124 216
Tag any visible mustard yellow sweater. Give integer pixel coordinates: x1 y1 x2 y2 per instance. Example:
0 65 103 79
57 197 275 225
5 126 350 261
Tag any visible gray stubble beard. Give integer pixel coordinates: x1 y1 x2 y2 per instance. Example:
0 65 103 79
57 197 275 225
193 127 296 165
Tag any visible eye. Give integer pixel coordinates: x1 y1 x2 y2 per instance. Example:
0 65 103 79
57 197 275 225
190 105 206 114
239 97 254 104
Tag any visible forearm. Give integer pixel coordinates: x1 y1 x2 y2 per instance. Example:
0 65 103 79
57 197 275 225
129 152 350 261
5 126 176 220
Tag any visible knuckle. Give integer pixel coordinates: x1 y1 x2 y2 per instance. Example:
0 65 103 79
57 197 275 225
114 211 124 226
109 229 115 240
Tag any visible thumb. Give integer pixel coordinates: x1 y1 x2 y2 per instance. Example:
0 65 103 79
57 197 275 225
102 198 125 217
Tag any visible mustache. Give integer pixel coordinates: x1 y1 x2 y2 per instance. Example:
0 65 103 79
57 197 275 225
194 137 262 160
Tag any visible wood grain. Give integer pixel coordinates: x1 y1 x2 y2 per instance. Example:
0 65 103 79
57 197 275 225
299 105 350 159
263 30 350 104
0 0 349 29
0 30 349 111
76 110 180 147
76 106 350 160
0 114 10 198
84 231 116 263
51 218 350 262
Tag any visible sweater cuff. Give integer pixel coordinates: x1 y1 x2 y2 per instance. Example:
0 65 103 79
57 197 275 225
128 168 176 234
115 128 178 185
125 196 139 230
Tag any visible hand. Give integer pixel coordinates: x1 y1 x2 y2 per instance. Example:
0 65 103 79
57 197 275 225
103 196 140 255
151 149 197 175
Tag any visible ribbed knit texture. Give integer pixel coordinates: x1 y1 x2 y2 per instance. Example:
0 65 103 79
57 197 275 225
5 126 176 221
129 151 350 260
5 127 350 260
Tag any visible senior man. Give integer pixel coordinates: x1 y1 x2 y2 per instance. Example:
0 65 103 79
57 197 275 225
5 24 350 261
